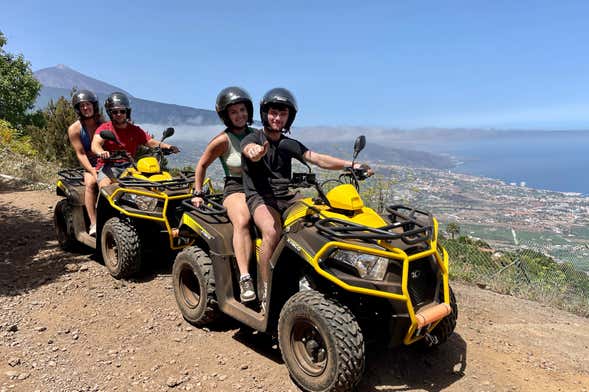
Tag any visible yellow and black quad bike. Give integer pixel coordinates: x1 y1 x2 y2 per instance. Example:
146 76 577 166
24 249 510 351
171 136 457 392
54 127 195 279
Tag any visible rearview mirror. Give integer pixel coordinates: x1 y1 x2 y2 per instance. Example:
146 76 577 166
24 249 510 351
162 127 175 140
353 135 366 159
100 130 118 143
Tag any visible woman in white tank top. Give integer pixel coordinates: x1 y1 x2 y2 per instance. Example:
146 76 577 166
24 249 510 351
191 87 257 303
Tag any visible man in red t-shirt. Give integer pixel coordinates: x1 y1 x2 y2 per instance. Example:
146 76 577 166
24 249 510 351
91 92 179 188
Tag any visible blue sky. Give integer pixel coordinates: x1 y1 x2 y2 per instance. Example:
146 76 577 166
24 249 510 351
2 0 589 129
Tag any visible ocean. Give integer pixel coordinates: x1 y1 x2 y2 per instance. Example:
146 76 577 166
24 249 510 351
411 131 589 195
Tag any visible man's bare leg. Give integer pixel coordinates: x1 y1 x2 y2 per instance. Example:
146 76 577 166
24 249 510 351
252 204 282 298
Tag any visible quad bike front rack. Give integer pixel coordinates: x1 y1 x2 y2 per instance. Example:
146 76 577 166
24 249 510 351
315 203 434 245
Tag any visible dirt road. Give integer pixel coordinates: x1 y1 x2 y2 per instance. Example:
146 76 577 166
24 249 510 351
1 180 588 392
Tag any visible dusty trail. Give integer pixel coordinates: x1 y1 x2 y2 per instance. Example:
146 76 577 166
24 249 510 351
1 181 588 392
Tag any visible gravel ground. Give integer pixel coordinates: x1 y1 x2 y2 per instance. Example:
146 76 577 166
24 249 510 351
1 181 588 392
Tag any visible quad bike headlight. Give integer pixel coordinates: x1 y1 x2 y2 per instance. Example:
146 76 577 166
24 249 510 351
120 193 159 211
330 250 389 280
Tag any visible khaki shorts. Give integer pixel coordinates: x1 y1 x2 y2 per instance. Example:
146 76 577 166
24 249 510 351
97 162 132 182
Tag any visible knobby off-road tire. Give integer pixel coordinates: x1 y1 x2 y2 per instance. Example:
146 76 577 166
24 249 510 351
172 246 220 326
54 200 77 251
421 285 458 348
278 290 365 392
101 217 142 279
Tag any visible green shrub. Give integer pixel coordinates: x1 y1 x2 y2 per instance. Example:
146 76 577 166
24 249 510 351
26 97 77 166
0 119 37 157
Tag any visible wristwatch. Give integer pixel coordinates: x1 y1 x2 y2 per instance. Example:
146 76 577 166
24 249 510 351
192 190 206 197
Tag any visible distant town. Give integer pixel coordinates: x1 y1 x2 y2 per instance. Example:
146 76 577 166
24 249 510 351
377 165 589 269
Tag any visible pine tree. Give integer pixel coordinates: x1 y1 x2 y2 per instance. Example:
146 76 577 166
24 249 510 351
28 97 77 166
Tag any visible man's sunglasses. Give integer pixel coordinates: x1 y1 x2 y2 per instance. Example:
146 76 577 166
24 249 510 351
111 109 127 115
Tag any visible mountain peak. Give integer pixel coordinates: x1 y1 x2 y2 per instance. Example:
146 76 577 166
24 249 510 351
34 65 132 97
33 65 220 126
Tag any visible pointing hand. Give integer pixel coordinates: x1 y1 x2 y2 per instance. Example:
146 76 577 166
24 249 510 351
245 141 269 162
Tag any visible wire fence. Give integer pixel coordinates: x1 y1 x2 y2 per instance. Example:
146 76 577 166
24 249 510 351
353 177 589 317
442 236 589 317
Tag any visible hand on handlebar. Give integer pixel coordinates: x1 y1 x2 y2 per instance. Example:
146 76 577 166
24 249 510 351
160 143 180 154
98 150 110 159
352 163 374 178
191 196 204 208
166 145 180 154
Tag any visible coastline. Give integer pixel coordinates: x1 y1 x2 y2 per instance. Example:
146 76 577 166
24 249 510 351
377 164 589 271
446 159 588 198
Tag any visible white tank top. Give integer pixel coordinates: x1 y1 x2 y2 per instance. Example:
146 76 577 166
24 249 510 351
220 128 253 177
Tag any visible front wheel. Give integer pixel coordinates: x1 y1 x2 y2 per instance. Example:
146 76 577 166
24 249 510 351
54 199 77 251
100 216 142 279
172 247 220 326
278 291 365 392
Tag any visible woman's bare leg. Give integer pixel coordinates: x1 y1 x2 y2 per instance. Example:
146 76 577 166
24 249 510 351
83 171 97 226
223 192 252 276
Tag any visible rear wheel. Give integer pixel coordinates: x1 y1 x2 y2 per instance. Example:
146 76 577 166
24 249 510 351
278 290 365 392
54 200 77 251
172 247 220 326
101 216 142 279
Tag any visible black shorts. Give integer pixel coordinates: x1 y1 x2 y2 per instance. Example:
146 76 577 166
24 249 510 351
246 193 299 216
223 177 244 200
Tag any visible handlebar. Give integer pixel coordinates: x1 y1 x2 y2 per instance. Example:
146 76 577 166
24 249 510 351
352 164 372 180
101 150 131 162
344 165 371 180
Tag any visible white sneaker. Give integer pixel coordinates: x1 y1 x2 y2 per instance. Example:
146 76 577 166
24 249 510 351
88 224 97 237
239 276 256 303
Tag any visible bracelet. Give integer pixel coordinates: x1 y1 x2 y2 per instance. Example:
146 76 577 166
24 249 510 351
192 190 206 197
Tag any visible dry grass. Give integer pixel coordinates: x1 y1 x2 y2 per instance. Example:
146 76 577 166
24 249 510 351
0 146 58 190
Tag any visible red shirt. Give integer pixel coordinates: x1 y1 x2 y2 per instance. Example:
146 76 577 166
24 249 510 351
95 122 152 168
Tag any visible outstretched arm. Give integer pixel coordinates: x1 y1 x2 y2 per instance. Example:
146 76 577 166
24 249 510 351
194 135 227 193
91 132 110 159
145 138 180 153
304 150 374 175
192 134 227 207
303 150 352 170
